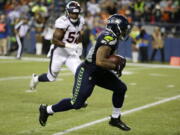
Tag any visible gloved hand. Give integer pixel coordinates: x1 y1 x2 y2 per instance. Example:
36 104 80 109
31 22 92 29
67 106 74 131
116 58 126 77
65 43 77 49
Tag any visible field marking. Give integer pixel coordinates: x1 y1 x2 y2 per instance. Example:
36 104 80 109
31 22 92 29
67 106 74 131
0 56 50 62
0 72 73 81
149 73 167 77
127 63 180 69
1 56 180 69
53 95 180 135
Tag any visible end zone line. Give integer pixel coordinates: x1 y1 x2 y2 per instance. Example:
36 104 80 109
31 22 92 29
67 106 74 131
53 95 180 135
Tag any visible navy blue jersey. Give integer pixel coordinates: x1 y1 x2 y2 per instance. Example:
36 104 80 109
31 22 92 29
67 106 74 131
86 29 119 64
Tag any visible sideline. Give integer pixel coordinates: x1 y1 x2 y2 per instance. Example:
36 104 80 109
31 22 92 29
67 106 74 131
1 56 180 69
53 95 180 135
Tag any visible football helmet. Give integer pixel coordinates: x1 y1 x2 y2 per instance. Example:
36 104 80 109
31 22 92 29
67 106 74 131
106 14 131 40
66 1 81 23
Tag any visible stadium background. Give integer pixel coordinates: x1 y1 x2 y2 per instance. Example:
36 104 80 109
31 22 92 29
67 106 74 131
0 0 180 135
0 0 180 63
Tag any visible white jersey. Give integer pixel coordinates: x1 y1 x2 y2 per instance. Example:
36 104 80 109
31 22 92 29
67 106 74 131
45 15 84 81
55 15 84 45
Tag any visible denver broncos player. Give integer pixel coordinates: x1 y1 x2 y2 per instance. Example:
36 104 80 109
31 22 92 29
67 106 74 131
29 1 84 91
38 14 132 131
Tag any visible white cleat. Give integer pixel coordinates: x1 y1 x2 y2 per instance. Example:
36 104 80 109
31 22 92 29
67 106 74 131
29 73 39 91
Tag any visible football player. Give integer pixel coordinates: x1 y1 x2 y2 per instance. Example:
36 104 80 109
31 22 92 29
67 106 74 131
38 14 132 131
29 1 84 91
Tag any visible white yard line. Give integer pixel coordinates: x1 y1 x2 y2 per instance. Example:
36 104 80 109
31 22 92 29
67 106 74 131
127 63 180 69
53 95 180 135
1 56 180 69
0 72 73 81
0 56 49 62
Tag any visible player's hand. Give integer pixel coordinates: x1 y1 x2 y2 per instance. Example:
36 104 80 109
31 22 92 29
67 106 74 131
65 43 77 49
77 43 82 49
116 65 122 77
116 58 126 77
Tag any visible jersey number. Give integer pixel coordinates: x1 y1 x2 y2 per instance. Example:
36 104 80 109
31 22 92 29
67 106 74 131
67 32 80 43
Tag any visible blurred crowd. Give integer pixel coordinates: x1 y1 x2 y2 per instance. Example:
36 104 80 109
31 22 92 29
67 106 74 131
0 0 179 60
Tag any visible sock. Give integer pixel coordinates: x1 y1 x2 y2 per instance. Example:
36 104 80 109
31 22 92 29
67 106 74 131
34 75 39 83
38 73 50 82
112 107 121 118
52 98 73 112
47 105 54 114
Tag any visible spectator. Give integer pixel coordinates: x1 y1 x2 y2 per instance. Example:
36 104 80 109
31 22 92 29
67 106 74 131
14 16 30 59
150 27 165 62
130 25 140 63
42 22 54 55
134 0 145 22
87 0 100 16
136 28 149 62
153 4 162 23
0 13 9 55
33 13 45 55
105 1 117 15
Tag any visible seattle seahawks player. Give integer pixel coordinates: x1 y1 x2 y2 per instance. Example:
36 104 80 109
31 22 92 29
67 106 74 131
38 14 132 131
29 1 84 91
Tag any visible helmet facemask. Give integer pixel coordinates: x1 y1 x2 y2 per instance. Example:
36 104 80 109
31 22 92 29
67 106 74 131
66 1 81 23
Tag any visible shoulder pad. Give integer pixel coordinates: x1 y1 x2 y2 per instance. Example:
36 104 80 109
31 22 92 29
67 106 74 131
100 33 117 46
55 16 69 29
79 16 85 25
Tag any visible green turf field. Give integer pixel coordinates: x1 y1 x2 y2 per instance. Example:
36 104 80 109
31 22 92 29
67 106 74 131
0 57 180 135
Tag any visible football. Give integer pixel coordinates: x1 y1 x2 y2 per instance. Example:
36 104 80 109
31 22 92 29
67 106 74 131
108 55 126 68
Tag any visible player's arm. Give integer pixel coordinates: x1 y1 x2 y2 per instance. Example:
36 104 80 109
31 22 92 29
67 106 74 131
96 46 116 70
76 31 82 44
52 28 66 47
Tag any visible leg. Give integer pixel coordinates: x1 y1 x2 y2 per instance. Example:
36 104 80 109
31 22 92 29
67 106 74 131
36 42 42 55
139 47 143 62
160 48 165 62
52 62 95 112
29 47 67 90
151 49 157 61
65 55 82 75
16 35 23 59
39 62 95 126
144 46 148 62
95 70 127 108
2 38 8 55
95 70 130 131
132 51 138 63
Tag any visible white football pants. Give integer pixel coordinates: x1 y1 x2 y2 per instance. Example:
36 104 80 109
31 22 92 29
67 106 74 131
47 46 82 81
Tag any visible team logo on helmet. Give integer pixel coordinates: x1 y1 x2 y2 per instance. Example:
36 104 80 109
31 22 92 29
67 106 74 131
107 14 131 40
66 1 81 23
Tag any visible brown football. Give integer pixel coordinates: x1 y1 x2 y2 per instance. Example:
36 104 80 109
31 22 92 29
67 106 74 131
108 55 126 67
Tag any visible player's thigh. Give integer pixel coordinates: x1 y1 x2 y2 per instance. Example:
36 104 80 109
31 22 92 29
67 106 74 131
95 70 127 92
50 47 68 72
71 63 95 106
65 55 82 74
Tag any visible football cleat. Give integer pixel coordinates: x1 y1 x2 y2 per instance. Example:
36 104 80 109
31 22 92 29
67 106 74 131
29 73 39 90
82 101 88 108
109 116 131 131
39 104 52 126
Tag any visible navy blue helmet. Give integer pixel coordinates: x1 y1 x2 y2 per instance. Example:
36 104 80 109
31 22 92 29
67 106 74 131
107 14 131 40
66 1 81 23
66 1 81 14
